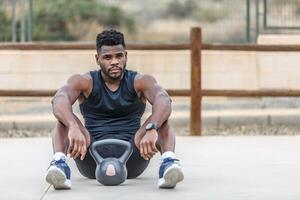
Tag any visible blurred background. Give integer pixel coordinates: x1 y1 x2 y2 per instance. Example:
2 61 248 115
1 0 300 44
1 0 300 137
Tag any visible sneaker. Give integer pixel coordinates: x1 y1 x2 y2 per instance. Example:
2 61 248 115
158 157 184 188
45 157 71 189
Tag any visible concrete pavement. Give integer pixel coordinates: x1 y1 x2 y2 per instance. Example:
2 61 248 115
1 136 300 200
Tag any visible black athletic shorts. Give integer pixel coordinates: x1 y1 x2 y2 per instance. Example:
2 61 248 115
74 138 150 179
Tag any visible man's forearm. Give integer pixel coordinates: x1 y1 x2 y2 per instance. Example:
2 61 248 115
149 93 172 128
52 95 78 128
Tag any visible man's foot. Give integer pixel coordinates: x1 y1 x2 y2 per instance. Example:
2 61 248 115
46 157 71 189
158 157 184 188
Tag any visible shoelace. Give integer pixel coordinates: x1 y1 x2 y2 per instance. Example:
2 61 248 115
47 159 66 170
50 159 66 165
160 157 180 165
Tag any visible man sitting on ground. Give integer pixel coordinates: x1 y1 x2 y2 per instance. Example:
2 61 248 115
45 29 184 189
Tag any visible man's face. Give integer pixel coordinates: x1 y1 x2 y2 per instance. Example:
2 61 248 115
95 44 127 81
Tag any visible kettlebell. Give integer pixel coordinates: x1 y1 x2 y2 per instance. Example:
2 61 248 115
89 139 133 186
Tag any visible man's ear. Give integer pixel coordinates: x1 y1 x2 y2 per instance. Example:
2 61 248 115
95 54 100 65
125 51 128 59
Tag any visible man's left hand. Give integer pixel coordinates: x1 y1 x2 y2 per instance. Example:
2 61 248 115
139 129 158 160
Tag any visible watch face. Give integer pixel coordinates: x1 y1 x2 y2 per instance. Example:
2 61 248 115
146 123 157 130
146 123 153 130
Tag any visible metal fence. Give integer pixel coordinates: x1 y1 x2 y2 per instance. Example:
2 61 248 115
263 0 300 29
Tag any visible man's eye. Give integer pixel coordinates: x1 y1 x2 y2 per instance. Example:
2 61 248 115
116 54 124 59
103 56 111 60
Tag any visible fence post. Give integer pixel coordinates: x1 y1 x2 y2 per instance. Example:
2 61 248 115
190 27 201 136
20 0 26 42
27 0 33 42
11 0 17 42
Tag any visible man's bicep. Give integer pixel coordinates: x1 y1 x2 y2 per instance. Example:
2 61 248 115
55 74 91 105
137 74 168 105
55 85 81 105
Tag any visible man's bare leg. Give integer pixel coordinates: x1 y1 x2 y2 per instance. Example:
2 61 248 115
47 115 90 189
135 120 184 188
52 121 68 154
52 115 91 154
135 119 175 153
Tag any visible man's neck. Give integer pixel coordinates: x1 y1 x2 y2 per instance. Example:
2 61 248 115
101 71 124 88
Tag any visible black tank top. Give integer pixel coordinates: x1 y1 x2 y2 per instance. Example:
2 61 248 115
79 69 146 141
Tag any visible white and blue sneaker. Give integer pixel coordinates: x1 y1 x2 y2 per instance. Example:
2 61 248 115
46 156 71 189
158 157 184 188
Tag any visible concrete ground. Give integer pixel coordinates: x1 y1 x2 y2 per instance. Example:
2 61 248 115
1 136 300 200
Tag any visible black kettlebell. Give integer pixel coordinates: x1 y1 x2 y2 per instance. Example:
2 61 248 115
89 139 133 186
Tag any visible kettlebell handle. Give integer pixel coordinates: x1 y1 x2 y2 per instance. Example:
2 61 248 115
90 139 133 164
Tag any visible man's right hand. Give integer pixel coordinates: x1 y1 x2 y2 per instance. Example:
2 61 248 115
67 125 87 160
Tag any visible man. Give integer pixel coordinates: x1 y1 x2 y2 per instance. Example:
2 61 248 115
45 29 184 189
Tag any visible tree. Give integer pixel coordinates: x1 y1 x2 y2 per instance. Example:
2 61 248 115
0 1 136 42
32 0 136 41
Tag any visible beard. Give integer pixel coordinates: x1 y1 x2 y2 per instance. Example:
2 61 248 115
101 64 126 81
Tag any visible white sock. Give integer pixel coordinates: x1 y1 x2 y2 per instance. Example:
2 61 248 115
53 152 67 161
161 151 176 161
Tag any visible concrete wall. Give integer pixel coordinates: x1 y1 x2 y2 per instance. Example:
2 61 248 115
0 48 300 91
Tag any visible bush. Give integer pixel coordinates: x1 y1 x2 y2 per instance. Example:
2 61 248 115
164 0 198 19
0 0 137 41
192 6 229 23
0 7 11 41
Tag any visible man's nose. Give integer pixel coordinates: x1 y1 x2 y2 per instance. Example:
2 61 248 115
111 56 119 65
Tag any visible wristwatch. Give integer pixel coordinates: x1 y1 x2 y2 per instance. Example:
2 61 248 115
145 123 157 131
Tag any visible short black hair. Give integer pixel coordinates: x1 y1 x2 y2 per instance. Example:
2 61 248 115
96 29 125 52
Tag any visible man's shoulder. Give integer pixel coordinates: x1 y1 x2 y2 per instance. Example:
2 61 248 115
134 73 156 82
71 72 92 83
125 69 138 76
66 72 93 92
86 69 100 78
133 73 158 93
126 69 142 82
